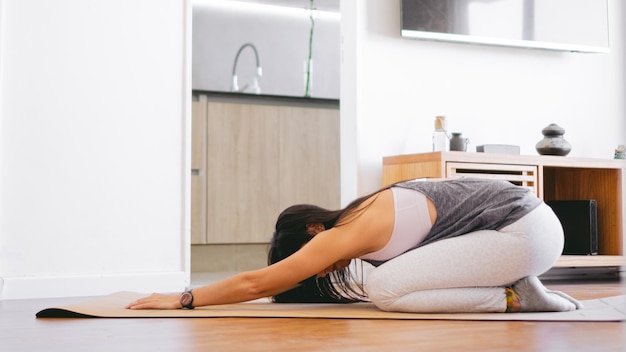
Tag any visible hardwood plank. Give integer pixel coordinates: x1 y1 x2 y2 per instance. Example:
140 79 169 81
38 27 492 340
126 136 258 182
1 280 623 351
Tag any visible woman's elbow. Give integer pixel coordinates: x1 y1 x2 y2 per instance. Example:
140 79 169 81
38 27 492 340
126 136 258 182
239 271 280 299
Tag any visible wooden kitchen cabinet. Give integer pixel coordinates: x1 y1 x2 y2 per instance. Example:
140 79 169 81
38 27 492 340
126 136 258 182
382 151 625 268
192 96 340 244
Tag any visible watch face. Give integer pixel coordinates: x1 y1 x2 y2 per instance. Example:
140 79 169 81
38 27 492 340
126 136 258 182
181 292 193 307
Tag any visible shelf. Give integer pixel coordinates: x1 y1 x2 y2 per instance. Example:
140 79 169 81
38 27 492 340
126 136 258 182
554 255 624 268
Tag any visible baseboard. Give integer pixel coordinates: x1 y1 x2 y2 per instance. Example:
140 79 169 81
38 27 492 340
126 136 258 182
0 272 187 300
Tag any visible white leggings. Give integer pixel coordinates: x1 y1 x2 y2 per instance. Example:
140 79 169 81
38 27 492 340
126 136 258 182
364 203 564 313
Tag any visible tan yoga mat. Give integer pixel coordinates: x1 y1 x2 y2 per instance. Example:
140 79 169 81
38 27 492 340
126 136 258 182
36 292 625 321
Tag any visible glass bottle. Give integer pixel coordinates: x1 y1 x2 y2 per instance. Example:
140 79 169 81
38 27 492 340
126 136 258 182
433 116 449 152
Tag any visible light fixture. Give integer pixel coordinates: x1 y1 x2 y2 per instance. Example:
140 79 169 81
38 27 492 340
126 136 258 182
192 0 340 21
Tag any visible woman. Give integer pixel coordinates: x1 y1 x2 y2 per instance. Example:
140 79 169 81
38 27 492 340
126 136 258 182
127 178 582 313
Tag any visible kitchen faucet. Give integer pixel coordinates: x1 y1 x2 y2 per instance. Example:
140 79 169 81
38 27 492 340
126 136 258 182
231 43 262 94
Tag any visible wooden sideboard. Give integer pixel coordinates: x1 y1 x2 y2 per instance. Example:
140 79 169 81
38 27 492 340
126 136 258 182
382 151 625 268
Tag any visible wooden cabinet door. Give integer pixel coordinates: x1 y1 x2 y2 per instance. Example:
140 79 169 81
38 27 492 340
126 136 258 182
192 100 340 244
206 102 280 243
191 100 207 244
278 105 340 211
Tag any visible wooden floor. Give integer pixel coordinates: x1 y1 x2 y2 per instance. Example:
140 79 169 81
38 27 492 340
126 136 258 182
1 278 623 352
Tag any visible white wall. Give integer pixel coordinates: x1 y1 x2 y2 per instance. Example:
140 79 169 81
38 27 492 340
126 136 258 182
341 0 626 199
0 0 192 299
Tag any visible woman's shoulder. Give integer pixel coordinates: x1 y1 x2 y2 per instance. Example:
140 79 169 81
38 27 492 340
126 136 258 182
336 189 395 256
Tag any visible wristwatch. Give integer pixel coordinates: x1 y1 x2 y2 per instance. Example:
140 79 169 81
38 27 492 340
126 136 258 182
179 289 195 309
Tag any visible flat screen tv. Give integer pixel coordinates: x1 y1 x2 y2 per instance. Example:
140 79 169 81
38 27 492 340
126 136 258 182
400 0 610 53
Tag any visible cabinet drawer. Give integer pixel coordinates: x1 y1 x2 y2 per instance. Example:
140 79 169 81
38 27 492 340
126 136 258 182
446 162 538 196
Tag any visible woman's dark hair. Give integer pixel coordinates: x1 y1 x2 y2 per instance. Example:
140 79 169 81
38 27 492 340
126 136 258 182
267 189 387 303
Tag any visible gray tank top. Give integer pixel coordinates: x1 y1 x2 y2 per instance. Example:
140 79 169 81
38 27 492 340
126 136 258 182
363 178 542 267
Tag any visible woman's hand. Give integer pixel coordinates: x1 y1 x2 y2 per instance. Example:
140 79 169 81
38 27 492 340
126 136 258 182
125 293 182 310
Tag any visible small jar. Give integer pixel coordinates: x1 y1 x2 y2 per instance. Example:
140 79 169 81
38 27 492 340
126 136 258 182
449 132 469 152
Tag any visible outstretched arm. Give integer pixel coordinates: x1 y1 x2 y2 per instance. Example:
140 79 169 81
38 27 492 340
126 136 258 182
126 227 363 310
126 189 396 310
125 269 295 310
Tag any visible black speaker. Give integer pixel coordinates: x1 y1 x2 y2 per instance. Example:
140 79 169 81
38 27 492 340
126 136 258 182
546 200 598 255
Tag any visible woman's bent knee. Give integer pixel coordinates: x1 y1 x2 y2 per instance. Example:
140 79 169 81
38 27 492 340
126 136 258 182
364 268 397 311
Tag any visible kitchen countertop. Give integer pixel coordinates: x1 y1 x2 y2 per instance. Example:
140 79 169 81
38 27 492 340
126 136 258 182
192 90 340 109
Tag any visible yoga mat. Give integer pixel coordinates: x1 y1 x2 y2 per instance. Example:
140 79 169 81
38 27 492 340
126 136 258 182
36 292 625 322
